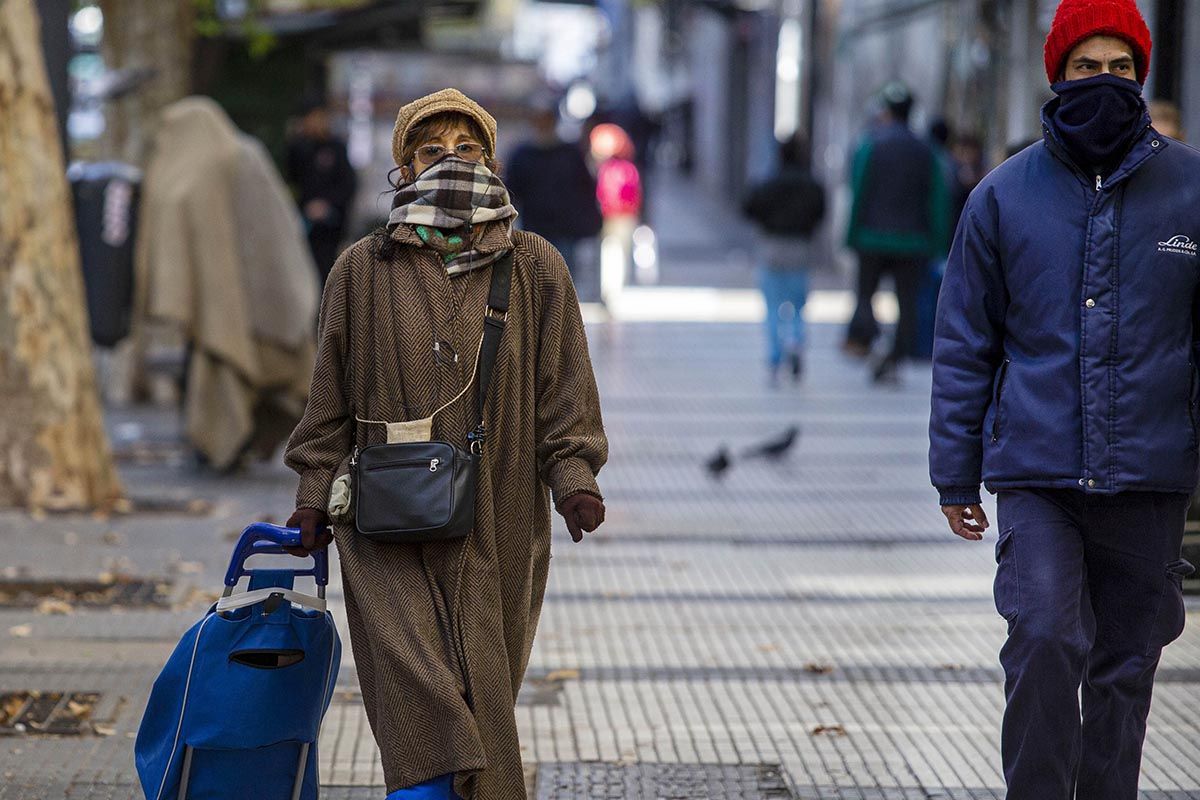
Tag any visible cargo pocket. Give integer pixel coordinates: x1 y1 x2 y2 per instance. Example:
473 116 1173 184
993 527 1019 622
1145 559 1195 656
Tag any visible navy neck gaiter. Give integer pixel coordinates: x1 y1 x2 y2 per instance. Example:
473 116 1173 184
1049 73 1145 174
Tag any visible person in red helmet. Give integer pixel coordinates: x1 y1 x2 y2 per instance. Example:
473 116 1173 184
931 1 1197 798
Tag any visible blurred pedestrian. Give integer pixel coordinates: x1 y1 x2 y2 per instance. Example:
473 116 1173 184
844 82 950 383
603 93 660 223
284 88 608 800
505 101 602 282
591 123 642 303
1149 98 1185 140
948 132 986 228
134 97 317 471
917 129 989 360
286 98 358 285
930 3 1197 798
742 132 826 384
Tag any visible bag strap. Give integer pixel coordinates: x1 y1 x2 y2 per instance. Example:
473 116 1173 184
469 251 513 453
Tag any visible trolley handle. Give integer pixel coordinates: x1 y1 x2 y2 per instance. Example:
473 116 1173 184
224 523 329 588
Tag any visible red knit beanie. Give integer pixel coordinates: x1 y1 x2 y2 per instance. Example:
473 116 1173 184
1044 0 1153 84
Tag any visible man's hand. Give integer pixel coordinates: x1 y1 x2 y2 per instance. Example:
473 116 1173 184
285 507 333 556
942 504 989 541
557 494 605 543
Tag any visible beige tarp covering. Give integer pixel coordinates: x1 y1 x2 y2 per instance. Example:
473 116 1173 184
134 97 318 469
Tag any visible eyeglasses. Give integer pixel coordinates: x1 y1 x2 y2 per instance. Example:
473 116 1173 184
414 142 486 164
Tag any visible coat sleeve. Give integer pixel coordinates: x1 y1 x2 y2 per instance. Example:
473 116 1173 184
284 249 354 510
532 245 609 507
929 198 1007 506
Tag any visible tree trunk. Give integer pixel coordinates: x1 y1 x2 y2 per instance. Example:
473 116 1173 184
0 0 124 511
97 0 194 165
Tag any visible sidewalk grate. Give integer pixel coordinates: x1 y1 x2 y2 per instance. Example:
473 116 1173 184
0 577 172 608
534 763 794 799
0 691 103 736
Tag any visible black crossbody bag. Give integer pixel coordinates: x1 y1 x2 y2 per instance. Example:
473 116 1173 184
350 253 512 543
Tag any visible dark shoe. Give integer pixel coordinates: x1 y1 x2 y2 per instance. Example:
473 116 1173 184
842 339 872 359
789 351 804 382
872 358 900 385
706 447 732 479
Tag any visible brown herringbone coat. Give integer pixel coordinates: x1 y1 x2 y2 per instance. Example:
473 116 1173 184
284 223 607 798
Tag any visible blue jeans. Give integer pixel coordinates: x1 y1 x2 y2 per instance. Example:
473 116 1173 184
385 774 460 799
994 489 1193 799
758 267 809 368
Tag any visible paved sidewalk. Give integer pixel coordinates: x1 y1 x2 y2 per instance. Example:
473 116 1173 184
1 320 1198 799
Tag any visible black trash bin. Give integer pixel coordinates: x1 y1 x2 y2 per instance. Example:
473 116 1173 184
69 161 141 347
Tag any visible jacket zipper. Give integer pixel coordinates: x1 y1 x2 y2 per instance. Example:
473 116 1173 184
992 358 1011 443
1095 174 1102 192
364 457 443 472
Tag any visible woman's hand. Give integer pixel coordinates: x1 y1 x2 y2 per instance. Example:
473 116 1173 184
557 494 605 542
285 507 333 556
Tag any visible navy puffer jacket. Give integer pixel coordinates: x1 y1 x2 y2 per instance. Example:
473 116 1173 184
929 104 1200 505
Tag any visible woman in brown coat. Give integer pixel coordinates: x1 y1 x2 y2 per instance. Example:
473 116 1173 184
283 89 608 800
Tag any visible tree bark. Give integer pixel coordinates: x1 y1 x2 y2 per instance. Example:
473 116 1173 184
97 0 194 166
0 0 124 511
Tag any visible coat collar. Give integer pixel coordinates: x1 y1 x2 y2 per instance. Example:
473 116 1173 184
1039 100 1164 190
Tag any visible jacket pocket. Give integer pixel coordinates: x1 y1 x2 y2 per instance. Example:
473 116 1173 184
991 358 1011 443
1145 558 1195 655
993 527 1019 623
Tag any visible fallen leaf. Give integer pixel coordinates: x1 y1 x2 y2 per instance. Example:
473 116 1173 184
92 724 116 737
543 669 580 682
1 693 26 724
803 662 836 674
187 499 213 515
100 531 127 547
811 724 847 737
66 700 92 720
8 624 32 638
36 599 74 615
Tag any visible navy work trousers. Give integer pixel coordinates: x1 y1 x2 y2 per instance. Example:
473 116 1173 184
994 489 1194 799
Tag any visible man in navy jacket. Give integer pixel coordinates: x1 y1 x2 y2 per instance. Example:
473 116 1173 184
929 1 1197 797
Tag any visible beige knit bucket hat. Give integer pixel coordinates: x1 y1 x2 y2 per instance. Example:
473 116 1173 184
391 88 498 167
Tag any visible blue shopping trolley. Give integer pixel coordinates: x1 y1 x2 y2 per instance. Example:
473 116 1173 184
136 523 341 800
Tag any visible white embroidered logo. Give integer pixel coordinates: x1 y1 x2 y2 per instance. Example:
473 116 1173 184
1158 235 1199 256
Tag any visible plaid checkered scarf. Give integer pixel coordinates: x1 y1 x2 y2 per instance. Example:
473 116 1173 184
388 158 516 274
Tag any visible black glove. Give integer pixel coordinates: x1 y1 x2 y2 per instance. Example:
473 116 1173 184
284 507 332 556
557 494 606 543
